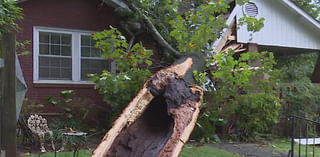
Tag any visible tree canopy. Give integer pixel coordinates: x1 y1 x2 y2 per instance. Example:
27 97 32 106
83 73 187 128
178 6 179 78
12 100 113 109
293 0 320 21
0 0 23 36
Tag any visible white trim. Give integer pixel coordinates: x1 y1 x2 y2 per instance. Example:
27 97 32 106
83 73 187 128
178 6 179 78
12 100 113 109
34 80 94 85
280 0 320 30
34 26 95 34
33 27 39 82
73 32 80 82
33 26 113 84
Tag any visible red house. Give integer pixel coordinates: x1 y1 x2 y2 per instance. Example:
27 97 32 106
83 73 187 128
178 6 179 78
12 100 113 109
16 0 159 113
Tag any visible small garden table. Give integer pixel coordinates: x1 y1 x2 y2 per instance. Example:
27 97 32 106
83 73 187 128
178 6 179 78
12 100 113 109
60 131 88 157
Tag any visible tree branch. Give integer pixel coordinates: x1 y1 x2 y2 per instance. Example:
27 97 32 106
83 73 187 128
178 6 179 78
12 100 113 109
127 3 182 57
103 0 182 57
123 24 135 52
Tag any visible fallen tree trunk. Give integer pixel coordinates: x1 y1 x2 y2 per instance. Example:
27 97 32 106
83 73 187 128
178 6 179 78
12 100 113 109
93 58 203 157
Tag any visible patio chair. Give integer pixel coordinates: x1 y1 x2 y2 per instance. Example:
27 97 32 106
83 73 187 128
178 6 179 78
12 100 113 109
27 114 56 152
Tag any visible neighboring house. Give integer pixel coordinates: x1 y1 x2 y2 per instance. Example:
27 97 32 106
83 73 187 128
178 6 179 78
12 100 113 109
16 0 159 113
213 0 320 81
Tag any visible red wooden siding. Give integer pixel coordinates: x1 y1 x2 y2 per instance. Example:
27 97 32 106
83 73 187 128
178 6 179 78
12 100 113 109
16 0 159 111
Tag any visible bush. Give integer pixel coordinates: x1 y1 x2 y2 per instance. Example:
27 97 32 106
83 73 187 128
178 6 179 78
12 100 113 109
90 69 151 124
275 53 320 136
89 28 153 126
193 50 281 140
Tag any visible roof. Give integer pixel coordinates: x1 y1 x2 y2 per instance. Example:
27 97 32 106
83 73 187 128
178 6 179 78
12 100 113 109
280 0 320 30
212 0 320 53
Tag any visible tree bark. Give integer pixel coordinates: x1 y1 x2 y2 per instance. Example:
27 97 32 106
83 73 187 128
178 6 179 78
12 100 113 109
0 33 17 157
93 58 203 157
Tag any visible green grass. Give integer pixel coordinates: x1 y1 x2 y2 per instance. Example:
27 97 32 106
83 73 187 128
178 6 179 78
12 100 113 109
23 149 92 157
22 145 237 157
180 144 238 157
272 139 320 157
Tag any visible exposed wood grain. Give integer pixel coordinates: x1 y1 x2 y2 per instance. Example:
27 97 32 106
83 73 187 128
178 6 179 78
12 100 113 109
93 58 203 157
228 35 236 41
214 19 235 54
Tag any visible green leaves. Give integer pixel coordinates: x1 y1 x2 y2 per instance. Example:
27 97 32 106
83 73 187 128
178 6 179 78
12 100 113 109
89 68 151 124
238 17 265 33
0 0 23 37
293 0 320 21
93 28 153 72
276 53 320 120
168 2 228 53
210 51 280 138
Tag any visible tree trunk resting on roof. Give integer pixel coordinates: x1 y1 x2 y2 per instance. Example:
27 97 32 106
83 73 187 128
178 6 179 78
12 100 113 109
93 58 203 157
103 0 182 57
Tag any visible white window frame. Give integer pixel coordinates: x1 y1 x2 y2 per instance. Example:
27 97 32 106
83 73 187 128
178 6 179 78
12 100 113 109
33 26 115 84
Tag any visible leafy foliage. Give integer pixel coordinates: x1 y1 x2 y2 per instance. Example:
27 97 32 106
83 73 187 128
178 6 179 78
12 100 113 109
293 0 320 21
238 17 265 33
275 53 320 121
168 1 229 53
0 0 23 36
193 51 281 140
0 0 23 56
275 53 317 82
123 0 255 54
46 90 90 121
90 69 151 123
90 28 153 125
93 27 153 72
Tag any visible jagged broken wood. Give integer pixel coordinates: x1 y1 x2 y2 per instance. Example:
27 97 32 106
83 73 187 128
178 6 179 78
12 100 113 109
93 58 203 157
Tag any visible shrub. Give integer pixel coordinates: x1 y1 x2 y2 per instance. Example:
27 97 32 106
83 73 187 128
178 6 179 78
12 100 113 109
90 69 151 124
193 50 281 140
89 28 153 126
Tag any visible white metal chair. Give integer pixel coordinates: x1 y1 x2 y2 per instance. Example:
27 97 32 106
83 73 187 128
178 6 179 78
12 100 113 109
27 114 55 152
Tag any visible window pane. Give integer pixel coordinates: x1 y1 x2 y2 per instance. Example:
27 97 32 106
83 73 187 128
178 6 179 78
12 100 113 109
61 58 72 68
91 47 101 57
39 44 49 55
39 32 49 43
61 68 72 79
50 57 60 67
81 35 91 46
81 59 110 80
51 33 60 44
39 56 72 80
61 34 71 45
90 37 96 46
51 45 60 55
61 46 71 56
39 57 49 66
50 67 60 78
39 67 49 78
81 47 90 57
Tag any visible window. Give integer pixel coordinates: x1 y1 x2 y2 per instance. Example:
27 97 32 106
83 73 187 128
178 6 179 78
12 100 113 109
34 27 113 84
80 35 110 80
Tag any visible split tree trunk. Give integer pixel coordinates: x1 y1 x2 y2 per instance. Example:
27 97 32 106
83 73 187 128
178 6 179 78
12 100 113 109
93 58 203 157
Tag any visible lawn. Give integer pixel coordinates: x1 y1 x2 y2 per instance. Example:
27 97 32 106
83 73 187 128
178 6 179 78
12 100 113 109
23 149 92 157
180 144 238 157
272 139 320 157
22 145 237 157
